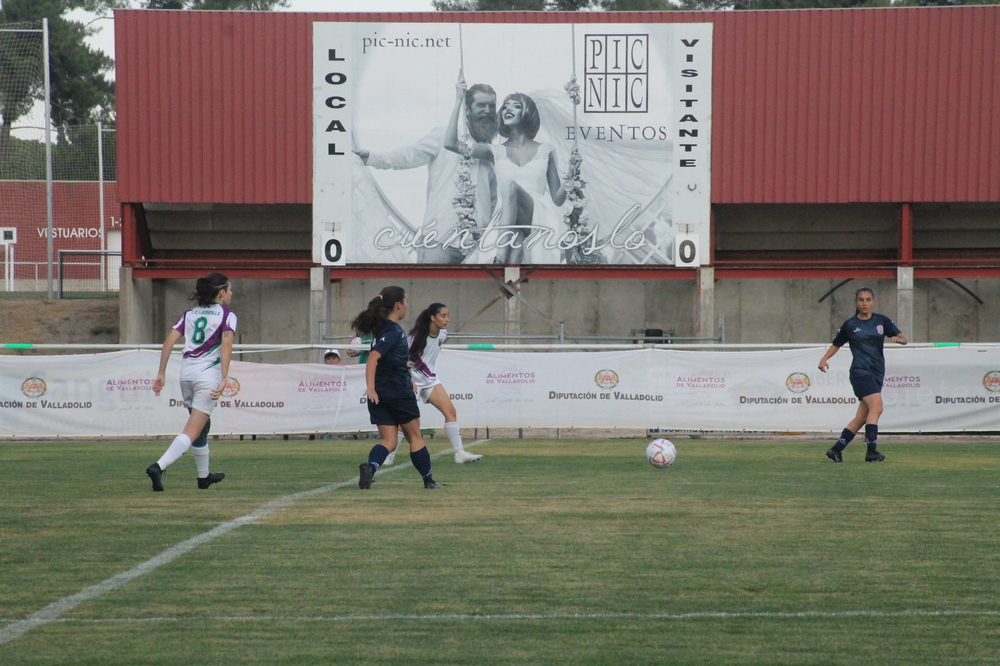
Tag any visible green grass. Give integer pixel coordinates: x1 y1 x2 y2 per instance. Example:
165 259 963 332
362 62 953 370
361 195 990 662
2 438 1000 664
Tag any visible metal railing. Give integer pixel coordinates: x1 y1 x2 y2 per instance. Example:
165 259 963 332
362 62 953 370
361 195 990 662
321 321 723 347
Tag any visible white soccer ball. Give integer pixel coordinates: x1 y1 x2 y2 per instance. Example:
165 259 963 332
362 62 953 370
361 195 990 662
346 336 362 357
646 439 676 468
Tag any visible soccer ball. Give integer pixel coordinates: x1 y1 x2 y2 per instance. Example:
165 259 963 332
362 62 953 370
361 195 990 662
646 439 676 468
346 336 362 357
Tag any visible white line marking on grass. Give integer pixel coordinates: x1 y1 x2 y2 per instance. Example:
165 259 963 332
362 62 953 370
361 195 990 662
2 609 999 626
0 442 484 646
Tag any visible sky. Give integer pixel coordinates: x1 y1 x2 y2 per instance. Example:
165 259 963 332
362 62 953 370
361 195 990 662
69 0 439 64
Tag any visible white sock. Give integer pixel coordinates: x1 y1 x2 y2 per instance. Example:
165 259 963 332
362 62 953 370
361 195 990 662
445 422 463 453
193 445 210 478
397 430 405 446
157 433 192 470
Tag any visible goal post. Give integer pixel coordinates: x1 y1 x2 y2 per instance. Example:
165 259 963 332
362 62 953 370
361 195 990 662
57 249 121 298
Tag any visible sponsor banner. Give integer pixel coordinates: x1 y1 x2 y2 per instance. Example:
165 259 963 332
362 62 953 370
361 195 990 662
0 351 371 438
313 22 713 266
1 347 998 437
435 347 1000 431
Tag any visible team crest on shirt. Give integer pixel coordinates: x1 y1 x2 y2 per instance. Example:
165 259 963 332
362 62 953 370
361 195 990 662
877 325 884 335
594 369 619 390
785 373 810 394
983 371 1000 393
222 377 241 398
21 377 46 398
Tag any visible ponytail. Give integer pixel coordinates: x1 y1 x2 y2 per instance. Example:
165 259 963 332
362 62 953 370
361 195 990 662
350 286 406 337
408 302 446 359
190 273 230 307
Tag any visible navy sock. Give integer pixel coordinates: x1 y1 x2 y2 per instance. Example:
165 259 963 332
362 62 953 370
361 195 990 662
410 447 433 480
865 424 878 450
192 418 211 448
368 444 389 470
833 428 854 452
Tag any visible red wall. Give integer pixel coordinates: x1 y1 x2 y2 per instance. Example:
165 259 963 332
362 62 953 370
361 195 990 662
115 7 1000 206
0 182 119 278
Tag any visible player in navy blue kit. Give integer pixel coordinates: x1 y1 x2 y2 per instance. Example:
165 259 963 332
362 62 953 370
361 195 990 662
351 286 439 490
818 287 907 462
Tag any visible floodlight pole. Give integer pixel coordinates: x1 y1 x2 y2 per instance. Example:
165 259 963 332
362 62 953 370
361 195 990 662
43 18 54 300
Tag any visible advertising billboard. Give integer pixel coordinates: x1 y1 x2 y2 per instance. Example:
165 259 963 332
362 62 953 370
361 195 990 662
313 22 712 266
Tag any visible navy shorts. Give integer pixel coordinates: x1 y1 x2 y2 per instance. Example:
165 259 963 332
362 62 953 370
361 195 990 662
850 374 883 400
367 390 421 426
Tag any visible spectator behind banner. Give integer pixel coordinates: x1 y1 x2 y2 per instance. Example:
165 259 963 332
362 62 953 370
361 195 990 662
323 349 341 365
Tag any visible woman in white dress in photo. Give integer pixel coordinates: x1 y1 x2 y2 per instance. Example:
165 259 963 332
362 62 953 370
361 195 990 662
445 73 581 264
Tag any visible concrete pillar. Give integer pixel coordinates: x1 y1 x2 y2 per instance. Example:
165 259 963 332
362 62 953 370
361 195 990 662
504 266 520 342
118 266 154 344
309 266 328 346
695 266 715 340
118 266 135 343
897 266 914 339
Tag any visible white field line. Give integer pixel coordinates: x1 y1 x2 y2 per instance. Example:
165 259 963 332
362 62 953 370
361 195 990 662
2 610 999 625
0 442 483 646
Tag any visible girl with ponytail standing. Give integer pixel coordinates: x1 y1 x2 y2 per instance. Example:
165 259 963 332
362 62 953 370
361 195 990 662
147 273 236 491
383 302 481 466
818 286 907 463
353 286 439 490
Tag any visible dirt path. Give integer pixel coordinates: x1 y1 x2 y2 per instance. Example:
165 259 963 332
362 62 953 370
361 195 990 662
0 297 119 345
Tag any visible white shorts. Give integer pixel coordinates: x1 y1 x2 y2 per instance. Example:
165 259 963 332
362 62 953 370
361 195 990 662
180 378 219 416
417 382 442 404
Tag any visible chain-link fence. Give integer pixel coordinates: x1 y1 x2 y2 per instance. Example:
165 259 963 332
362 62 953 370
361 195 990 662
0 124 119 295
0 21 119 297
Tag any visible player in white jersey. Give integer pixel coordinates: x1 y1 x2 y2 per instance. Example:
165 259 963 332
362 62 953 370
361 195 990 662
383 302 482 465
146 273 237 491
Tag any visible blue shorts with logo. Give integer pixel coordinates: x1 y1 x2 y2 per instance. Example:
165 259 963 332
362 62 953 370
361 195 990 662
850 374 883 400
367 390 420 427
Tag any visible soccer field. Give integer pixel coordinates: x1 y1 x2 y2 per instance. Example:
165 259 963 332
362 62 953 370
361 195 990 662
2 437 999 664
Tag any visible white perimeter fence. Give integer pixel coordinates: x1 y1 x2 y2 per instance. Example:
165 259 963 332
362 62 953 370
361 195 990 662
1 344 999 438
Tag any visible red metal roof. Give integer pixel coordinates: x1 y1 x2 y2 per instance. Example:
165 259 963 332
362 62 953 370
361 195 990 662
116 7 1000 206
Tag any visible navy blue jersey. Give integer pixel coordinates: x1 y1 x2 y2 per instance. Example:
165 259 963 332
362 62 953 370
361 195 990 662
370 320 412 394
831 313 901 383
